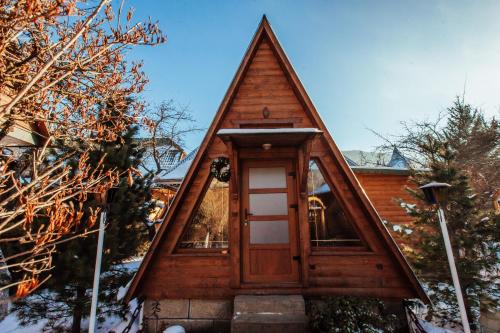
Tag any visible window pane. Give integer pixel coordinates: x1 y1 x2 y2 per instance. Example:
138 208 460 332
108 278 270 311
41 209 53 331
178 178 229 249
249 167 286 189
249 193 288 216
250 221 289 244
308 160 362 247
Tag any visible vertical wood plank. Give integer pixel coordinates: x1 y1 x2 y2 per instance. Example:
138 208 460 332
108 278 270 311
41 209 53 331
229 143 241 288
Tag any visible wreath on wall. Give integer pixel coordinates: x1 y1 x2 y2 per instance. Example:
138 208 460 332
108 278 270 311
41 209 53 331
210 157 230 183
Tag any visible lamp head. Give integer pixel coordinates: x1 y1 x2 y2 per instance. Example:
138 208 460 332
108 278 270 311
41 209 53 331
419 182 451 205
92 187 118 206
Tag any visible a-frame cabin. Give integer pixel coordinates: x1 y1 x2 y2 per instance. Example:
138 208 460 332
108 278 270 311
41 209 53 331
126 16 427 332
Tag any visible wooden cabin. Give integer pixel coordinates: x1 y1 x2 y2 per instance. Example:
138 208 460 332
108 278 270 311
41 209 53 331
126 17 427 332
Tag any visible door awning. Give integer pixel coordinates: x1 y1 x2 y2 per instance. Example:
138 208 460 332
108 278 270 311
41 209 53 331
216 128 322 147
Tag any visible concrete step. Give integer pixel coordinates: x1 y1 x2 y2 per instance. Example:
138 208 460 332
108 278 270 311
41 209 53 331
231 314 307 333
231 295 307 333
233 295 305 315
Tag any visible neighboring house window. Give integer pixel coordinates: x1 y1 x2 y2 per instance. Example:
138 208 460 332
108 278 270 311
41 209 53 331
308 160 363 248
177 177 229 249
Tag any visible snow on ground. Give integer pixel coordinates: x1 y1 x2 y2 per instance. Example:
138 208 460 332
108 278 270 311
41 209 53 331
419 319 460 333
0 312 46 333
0 298 139 333
117 279 132 301
0 258 143 332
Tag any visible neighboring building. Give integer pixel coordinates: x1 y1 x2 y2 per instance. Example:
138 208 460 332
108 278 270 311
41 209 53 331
0 93 49 148
137 138 187 226
154 147 199 190
126 17 427 332
0 120 49 147
136 137 186 174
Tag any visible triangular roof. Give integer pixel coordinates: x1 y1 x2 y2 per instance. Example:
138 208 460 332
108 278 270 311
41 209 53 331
125 16 428 302
389 147 410 168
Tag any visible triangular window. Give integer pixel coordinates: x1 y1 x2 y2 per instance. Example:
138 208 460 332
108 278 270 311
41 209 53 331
308 160 363 247
177 177 229 249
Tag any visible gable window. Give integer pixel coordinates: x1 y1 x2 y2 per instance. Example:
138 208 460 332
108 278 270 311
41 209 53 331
178 177 229 249
308 160 363 248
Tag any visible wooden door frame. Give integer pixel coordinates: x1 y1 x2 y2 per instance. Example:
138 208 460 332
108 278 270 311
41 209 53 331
239 157 301 286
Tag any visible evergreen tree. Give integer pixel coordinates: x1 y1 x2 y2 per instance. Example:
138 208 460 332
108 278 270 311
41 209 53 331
388 97 500 330
12 101 153 332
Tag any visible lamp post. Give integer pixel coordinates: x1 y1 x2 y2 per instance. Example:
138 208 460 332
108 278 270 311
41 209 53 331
88 189 115 333
89 210 106 333
89 193 106 333
419 182 471 333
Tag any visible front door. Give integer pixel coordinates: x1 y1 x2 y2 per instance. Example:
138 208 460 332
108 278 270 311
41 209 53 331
241 159 300 284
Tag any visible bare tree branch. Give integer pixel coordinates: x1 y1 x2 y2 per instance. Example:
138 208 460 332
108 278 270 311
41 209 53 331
0 0 166 298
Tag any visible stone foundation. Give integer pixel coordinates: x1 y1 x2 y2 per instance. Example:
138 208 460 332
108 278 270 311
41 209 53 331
142 296 410 332
143 298 232 333
231 295 308 333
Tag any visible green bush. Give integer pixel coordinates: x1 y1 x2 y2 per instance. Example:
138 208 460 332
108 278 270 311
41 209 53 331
306 296 403 333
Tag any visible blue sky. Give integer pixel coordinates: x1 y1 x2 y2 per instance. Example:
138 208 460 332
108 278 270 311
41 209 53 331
127 0 500 151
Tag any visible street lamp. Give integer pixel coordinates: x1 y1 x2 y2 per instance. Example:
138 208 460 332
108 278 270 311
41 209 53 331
88 188 116 333
419 182 471 333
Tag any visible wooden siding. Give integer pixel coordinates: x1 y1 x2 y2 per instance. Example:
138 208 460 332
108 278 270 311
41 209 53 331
127 17 427 303
221 38 313 129
356 173 415 227
141 255 232 299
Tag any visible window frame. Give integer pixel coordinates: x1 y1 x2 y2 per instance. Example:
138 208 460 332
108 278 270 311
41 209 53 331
307 158 371 254
175 171 230 255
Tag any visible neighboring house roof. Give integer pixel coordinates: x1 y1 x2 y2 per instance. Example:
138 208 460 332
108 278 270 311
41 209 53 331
135 137 185 175
0 119 49 147
342 150 392 167
134 137 183 151
388 148 410 168
343 154 358 167
155 147 199 183
351 165 411 175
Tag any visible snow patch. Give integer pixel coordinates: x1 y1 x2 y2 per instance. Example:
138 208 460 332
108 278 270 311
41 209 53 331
163 325 185 333
400 202 417 213
419 319 458 333
117 279 132 301
0 312 47 333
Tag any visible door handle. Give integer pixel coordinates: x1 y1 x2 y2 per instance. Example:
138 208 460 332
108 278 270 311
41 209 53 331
243 208 252 226
292 255 301 261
